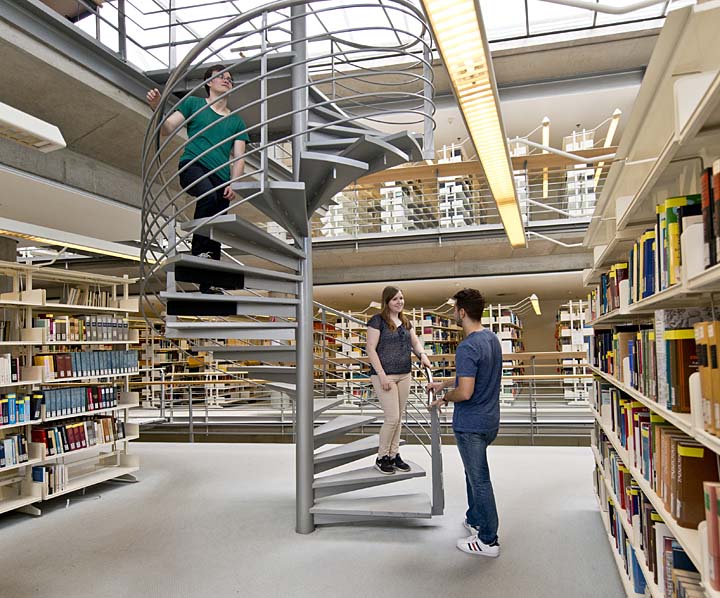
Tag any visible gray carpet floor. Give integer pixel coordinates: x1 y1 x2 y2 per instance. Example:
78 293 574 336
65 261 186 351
0 442 623 598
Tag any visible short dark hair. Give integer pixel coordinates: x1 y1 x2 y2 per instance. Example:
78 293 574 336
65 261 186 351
203 64 227 96
453 288 485 321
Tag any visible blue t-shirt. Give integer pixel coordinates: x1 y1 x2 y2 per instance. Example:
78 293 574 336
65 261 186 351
452 329 502 433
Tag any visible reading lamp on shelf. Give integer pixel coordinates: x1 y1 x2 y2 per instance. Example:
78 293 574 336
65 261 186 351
508 294 542 316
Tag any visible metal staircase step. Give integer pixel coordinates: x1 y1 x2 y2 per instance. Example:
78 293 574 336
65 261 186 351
314 415 377 447
300 152 369 214
305 138 358 151
161 291 298 318
307 121 372 138
312 397 345 416
162 254 301 294
225 365 296 383
308 103 353 125
340 136 410 175
165 321 296 341
310 493 432 519
313 461 425 498
314 435 405 474
193 344 296 362
181 215 304 270
382 131 424 162
231 181 309 239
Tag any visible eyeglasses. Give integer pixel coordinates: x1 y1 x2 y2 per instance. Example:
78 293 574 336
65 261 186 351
213 74 233 84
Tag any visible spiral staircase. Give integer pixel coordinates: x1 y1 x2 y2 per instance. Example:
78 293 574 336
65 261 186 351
140 0 442 533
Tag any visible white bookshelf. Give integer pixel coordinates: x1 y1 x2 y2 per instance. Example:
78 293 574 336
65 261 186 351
583 3 720 593
0 259 140 517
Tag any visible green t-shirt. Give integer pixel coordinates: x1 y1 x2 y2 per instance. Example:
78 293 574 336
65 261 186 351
177 96 250 182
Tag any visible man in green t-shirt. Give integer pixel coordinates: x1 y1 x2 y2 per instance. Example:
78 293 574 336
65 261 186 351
147 65 250 293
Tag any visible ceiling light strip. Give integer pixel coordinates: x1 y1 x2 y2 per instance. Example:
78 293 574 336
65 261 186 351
421 0 526 247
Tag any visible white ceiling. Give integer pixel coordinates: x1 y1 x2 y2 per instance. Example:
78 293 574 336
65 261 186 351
313 270 586 311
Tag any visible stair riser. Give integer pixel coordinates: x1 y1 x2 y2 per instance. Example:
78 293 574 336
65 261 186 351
165 302 296 317
314 425 369 448
166 328 295 341
174 265 244 291
226 370 297 384
312 512 432 522
314 450 378 474
210 231 301 271
210 350 296 362
244 275 298 295
314 472 426 499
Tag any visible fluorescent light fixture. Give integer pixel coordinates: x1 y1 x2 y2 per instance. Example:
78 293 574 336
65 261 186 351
594 108 622 185
0 217 149 262
0 102 66 153
421 0 526 247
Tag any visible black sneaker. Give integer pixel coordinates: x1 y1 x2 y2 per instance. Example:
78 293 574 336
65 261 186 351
375 456 395 475
199 285 224 295
392 454 411 472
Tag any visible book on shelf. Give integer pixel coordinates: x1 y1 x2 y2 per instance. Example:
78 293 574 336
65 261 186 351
0 432 30 469
31 415 126 457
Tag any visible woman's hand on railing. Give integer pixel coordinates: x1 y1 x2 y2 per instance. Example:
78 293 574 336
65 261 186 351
146 88 161 111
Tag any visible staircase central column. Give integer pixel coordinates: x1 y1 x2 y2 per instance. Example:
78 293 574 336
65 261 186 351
292 2 314 534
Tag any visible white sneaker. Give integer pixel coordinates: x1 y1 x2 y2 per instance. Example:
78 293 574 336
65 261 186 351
456 534 500 558
196 252 213 259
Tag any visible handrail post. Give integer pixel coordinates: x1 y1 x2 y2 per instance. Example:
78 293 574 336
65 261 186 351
425 367 444 516
292 2 314 535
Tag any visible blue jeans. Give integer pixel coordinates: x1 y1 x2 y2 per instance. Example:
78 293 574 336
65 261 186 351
455 429 499 544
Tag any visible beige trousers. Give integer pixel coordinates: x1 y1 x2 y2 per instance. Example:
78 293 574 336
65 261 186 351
371 373 411 458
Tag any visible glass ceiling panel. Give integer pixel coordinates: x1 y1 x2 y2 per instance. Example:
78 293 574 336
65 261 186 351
594 0 666 26
479 0 529 40
527 0 594 36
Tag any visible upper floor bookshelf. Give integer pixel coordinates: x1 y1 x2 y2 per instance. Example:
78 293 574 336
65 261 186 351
584 1 720 286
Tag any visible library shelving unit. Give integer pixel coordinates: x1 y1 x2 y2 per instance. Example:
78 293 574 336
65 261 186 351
583 3 720 594
482 304 525 402
0 260 140 517
556 300 593 402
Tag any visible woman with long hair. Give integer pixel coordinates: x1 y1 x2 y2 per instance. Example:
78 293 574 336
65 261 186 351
367 286 432 474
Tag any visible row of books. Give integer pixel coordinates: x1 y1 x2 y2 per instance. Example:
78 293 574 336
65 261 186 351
0 353 22 385
31 314 131 342
590 262 629 318
0 434 31 469
0 392 43 426
632 195 701 302
32 464 66 496
31 416 127 456
61 287 116 308
33 350 139 380
701 159 720 269
595 446 705 596
593 309 714 415
43 386 118 419
596 389 718 530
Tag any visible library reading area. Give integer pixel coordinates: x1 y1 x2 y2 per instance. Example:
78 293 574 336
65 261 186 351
2 0 720 596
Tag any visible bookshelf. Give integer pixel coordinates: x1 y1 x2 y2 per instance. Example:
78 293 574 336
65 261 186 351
583 3 720 593
556 300 593 403
482 304 525 402
0 260 140 517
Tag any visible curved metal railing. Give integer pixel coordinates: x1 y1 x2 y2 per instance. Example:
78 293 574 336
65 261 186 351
140 0 435 323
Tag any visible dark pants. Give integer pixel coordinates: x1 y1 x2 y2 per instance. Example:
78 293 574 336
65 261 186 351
455 429 499 544
179 160 228 260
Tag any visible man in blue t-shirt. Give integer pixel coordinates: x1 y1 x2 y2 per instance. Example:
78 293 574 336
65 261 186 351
428 288 502 558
